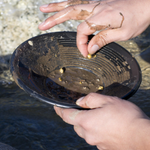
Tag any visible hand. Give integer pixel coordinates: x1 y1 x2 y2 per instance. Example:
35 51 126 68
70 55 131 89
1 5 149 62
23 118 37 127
39 0 150 57
54 93 150 150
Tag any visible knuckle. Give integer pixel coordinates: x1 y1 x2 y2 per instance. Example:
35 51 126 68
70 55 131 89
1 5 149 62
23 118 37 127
77 23 84 33
85 135 97 145
96 32 109 46
65 5 76 13
105 96 121 106
77 114 91 130
105 96 117 104
61 113 68 122
80 114 94 131
60 109 71 124
85 93 99 108
82 119 91 130
86 93 97 104
86 93 96 101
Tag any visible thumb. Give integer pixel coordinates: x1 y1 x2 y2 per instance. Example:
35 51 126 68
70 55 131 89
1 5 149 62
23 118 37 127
88 29 127 54
76 93 115 109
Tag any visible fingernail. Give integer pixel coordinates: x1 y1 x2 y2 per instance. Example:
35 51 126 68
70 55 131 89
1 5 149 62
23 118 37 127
41 4 49 8
90 44 100 54
39 21 45 27
76 97 85 105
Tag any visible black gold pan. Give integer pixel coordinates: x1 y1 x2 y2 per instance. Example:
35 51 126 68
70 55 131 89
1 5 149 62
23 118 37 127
10 32 141 109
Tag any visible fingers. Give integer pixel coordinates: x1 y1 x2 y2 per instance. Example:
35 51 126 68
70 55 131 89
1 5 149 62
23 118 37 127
77 11 125 56
76 29 90 57
39 6 78 30
39 3 95 30
87 28 125 54
40 1 68 13
77 27 124 57
39 1 127 57
40 0 100 13
76 20 110 57
54 106 85 125
74 126 84 138
76 93 118 109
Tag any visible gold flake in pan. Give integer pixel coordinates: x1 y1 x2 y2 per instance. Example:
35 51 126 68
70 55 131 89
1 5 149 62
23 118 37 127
98 86 103 90
87 54 92 59
87 54 96 59
59 68 65 74
59 77 62 81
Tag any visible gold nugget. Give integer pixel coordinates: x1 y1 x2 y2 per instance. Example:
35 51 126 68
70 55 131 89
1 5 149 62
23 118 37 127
87 54 92 59
93 54 96 58
59 68 64 74
59 77 62 81
98 86 104 90
79 81 82 84
87 54 96 59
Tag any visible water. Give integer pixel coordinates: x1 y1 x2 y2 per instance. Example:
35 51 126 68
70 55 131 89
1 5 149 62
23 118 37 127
0 82 97 150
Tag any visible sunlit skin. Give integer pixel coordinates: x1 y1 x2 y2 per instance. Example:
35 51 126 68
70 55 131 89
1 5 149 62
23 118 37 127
38 0 150 149
54 94 150 150
39 0 150 57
